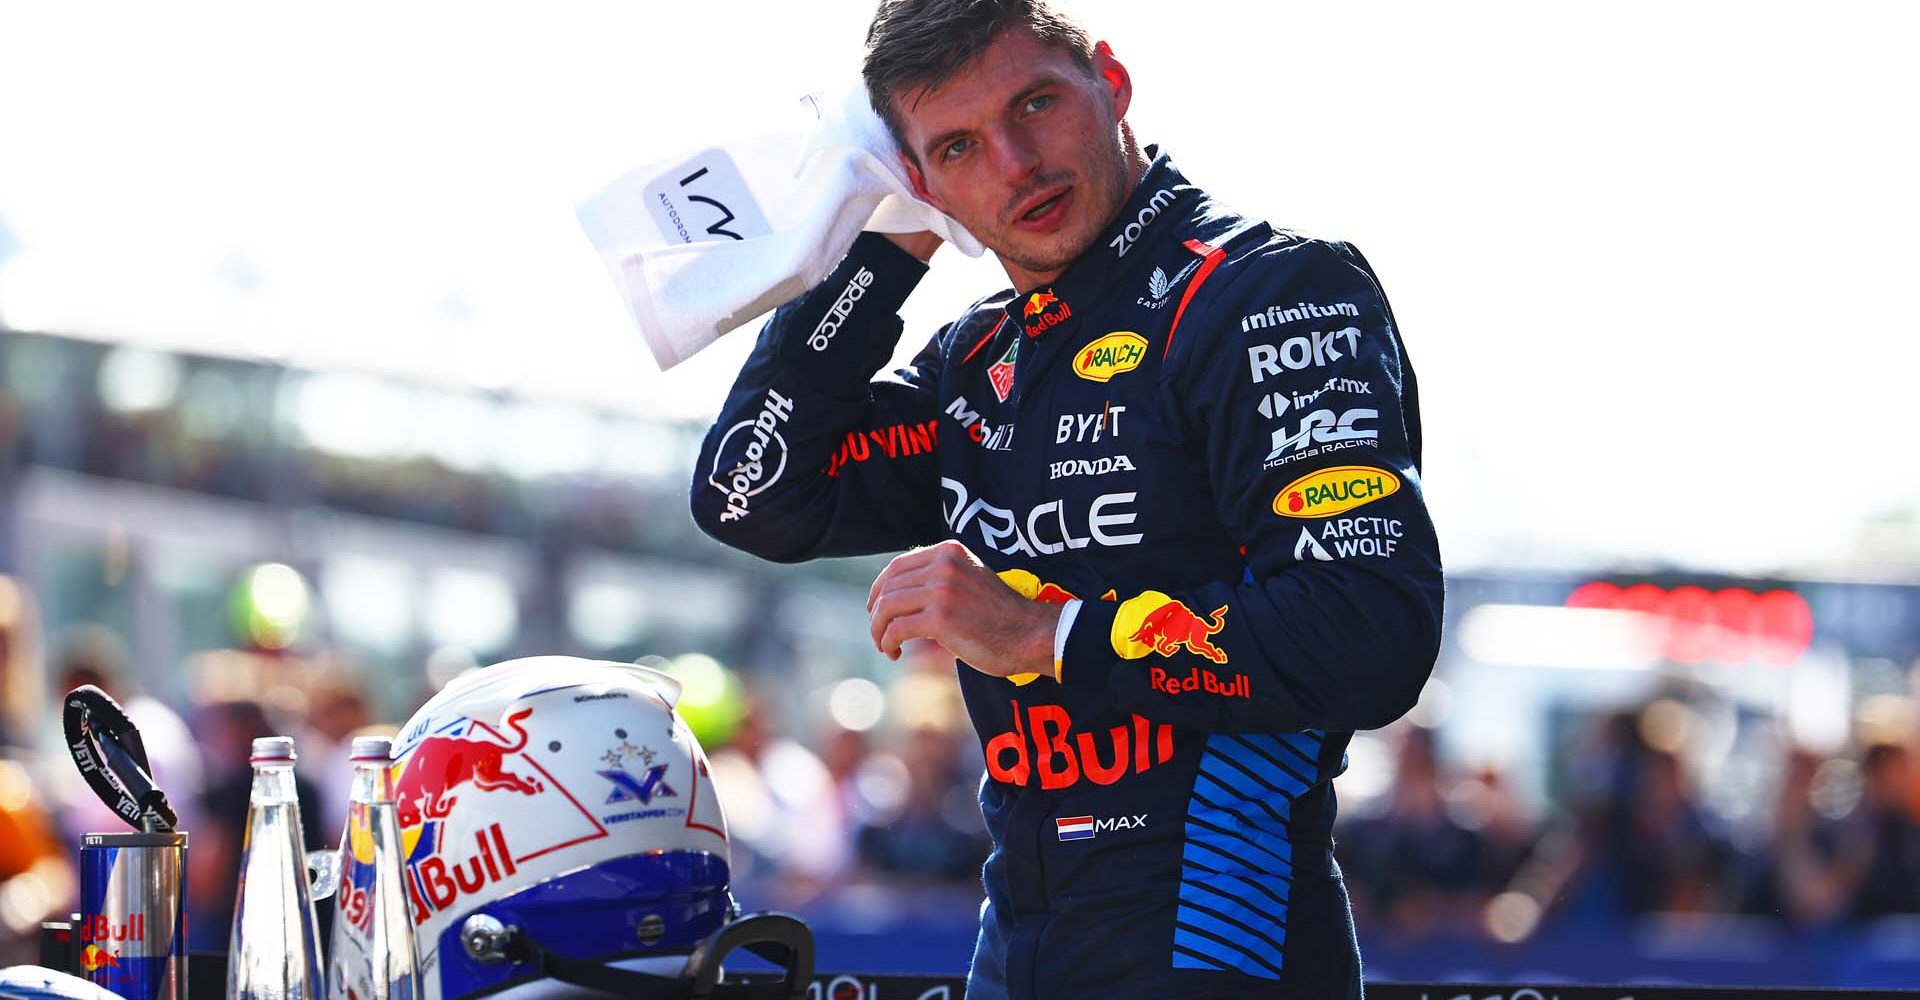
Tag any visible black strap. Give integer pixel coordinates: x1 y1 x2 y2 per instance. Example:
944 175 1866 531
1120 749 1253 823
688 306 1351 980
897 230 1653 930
491 912 812 1000
62 685 178 833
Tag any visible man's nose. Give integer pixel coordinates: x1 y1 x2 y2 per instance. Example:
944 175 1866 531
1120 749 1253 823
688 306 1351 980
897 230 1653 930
986 124 1042 183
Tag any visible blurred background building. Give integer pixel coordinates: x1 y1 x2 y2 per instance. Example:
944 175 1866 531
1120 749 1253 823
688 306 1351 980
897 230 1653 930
5 326 1920 984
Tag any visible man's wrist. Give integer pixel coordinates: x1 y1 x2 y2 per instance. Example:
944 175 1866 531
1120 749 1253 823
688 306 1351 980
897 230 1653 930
879 230 942 263
776 233 928 395
1058 598 1122 691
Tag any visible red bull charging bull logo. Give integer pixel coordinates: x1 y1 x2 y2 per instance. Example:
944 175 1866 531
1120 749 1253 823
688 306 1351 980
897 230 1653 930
391 707 606 924
1021 289 1071 337
79 944 121 973
1111 590 1230 665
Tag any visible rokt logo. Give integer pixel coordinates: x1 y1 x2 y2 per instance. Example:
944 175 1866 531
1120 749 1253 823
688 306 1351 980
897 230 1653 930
1073 332 1148 383
1274 465 1400 518
1246 327 1363 383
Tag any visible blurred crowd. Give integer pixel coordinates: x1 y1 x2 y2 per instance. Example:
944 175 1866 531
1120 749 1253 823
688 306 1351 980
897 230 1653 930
8 567 1920 970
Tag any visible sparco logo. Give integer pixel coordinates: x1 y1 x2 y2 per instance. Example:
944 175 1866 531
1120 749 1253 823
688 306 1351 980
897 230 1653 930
1109 187 1176 257
1247 327 1363 383
809 267 875 351
710 389 794 522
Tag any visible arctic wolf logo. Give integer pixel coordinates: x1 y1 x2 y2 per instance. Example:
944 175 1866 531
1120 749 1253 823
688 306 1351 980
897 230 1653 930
394 707 544 828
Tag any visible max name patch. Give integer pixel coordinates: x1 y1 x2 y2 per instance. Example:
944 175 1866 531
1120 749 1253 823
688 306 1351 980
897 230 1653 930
1074 332 1148 382
1273 465 1399 518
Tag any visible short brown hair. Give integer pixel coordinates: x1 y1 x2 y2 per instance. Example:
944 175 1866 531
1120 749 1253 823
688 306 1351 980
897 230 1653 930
864 0 1096 159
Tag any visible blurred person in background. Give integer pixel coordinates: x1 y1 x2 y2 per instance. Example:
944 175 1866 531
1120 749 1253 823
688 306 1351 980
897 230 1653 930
296 670 375 836
1338 726 1485 939
41 624 204 850
189 696 326 952
1837 740 1920 921
1744 744 1851 927
690 1 1442 995
857 723 991 885
0 577 73 963
706 690 851 900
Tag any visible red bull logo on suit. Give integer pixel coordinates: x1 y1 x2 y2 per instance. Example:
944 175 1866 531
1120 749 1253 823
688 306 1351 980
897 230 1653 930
1111 591 1229 664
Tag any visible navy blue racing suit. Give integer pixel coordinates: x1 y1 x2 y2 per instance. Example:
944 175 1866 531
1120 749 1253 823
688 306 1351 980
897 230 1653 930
692 153 1443 999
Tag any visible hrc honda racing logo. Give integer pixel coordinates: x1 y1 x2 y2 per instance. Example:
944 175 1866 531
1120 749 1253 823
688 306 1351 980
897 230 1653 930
710 389 794 521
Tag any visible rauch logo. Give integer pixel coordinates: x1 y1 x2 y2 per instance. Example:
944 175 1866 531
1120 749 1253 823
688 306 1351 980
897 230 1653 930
1273 465 1400 518
1073 332 1148 383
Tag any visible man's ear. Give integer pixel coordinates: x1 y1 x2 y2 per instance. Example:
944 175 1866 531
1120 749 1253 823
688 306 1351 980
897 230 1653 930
1093 41 1132 119
903 153 946 211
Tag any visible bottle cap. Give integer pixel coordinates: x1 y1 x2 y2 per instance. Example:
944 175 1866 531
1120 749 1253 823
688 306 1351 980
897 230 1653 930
250 736 297 762
349 736 393 762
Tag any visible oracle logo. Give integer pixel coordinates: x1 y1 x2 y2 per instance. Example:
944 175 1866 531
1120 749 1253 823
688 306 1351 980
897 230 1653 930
1564 582 1813 665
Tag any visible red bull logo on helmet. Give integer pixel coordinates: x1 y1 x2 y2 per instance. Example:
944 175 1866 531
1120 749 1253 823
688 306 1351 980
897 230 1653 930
391 707 608 924
1111 591 1229 664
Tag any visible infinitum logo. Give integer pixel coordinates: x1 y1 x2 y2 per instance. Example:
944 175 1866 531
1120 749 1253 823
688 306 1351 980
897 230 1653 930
1240 301 1360 332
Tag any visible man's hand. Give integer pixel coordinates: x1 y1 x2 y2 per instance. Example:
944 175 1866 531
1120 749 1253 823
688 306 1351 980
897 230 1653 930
867 540 1061 677
881 230 942 263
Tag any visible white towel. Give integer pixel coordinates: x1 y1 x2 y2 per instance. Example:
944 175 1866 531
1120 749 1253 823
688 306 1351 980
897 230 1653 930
577 83 984 371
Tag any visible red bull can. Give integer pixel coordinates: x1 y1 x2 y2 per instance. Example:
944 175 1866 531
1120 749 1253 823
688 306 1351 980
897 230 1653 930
78 830 187 1000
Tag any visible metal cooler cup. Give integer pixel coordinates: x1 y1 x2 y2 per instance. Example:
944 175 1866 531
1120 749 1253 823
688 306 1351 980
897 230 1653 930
78 830 187 1000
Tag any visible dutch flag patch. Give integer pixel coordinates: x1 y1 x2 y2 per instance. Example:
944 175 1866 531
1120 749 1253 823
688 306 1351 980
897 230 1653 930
1055 815 1095 841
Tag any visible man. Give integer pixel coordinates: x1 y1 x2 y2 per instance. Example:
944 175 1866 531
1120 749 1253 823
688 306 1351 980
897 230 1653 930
691 2 1443 996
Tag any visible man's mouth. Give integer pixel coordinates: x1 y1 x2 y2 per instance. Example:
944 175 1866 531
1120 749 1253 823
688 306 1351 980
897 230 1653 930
1012 186 1073 230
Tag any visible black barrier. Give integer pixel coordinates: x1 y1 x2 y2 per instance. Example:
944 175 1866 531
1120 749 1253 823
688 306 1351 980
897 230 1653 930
31 927 1920 1000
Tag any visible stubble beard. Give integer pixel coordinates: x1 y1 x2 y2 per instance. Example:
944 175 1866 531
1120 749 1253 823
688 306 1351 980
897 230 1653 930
985 130 1133 277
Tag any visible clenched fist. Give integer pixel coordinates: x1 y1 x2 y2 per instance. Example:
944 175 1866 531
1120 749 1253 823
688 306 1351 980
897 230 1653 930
867 540 1063 679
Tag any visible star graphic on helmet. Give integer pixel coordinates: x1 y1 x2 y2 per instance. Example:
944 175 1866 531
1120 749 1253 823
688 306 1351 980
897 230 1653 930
600 748 624 768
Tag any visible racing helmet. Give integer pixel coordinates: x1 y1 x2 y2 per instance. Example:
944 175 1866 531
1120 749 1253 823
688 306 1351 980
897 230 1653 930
389 656 732 999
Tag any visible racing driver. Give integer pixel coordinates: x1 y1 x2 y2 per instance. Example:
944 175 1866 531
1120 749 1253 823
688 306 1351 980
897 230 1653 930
691 1 1443 997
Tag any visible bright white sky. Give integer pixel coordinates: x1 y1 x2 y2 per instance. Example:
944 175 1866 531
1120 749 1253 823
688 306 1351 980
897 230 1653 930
1 1 1915 576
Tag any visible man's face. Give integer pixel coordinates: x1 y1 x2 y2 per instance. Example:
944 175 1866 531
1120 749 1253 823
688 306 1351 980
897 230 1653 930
895 29 1136 286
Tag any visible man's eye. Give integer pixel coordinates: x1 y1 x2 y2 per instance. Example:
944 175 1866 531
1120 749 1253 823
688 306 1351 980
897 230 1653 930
942 138 972 161
1024 95 1052 114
